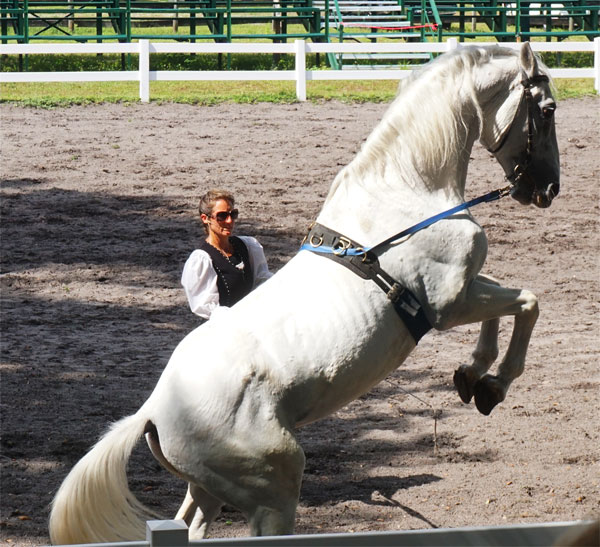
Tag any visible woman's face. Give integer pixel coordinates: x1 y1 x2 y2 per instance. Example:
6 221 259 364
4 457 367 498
203 199 236 239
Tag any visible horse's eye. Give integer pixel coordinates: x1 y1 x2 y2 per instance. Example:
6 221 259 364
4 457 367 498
541 103 556 119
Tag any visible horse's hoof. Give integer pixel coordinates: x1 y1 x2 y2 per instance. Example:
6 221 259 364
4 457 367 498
473 375 505 416
453 366 474 404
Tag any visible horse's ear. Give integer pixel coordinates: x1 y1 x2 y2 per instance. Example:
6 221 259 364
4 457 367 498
519 42 538 79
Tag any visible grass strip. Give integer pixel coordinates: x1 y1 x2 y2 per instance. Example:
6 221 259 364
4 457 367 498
0 78 595 107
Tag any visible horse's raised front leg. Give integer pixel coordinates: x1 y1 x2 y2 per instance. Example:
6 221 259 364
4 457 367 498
175 483 223 540
454 275 501 405
448 275 539 415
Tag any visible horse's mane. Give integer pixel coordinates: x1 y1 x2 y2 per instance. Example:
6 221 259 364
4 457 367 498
353 45 521 178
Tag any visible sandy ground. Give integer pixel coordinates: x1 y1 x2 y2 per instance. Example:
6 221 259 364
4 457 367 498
0 97 598 546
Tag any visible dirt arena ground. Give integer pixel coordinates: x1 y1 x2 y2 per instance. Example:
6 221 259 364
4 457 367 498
1 96 598 546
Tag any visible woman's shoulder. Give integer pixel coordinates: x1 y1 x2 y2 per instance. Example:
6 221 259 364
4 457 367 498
184 248 212 267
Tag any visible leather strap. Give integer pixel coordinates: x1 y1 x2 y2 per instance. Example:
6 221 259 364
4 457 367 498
301 223 432 343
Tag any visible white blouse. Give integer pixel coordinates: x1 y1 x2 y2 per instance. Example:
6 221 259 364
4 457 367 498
181 236 273 319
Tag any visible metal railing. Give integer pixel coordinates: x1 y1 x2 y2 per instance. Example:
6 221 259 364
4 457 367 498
60 518 596 547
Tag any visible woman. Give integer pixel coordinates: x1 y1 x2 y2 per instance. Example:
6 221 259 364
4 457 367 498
181 189 272 320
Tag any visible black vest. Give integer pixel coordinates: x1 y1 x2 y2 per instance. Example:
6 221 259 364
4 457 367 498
200 236 253 308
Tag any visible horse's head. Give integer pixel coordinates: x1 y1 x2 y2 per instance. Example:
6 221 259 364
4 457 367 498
481 43 560 208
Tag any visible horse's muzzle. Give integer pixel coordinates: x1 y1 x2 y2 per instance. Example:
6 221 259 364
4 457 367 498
511 180 559 208
532 182 560 208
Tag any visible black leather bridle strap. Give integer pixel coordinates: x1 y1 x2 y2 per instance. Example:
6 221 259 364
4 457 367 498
487 74 549 184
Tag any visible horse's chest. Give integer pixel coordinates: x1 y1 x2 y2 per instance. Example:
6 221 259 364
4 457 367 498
397 220 488 322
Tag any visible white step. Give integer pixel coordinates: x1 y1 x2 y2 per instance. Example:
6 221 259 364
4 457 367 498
318 1 402 4
332 14 408 19
339 52 431 61
327 23 412 29
319 5 406 11
340 63 417 69
314 1 402 4
313 1 403 8
333 17 410 23
323 26 421 38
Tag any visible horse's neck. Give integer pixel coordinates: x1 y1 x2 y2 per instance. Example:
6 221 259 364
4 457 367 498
318 49 523 246
319 101 478 245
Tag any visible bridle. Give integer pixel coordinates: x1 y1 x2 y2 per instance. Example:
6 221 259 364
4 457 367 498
487 73 550 186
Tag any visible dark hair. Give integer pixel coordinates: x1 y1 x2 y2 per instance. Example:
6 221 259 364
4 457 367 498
199 189 235 233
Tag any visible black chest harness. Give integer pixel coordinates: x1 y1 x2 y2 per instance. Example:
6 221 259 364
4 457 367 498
301 223 432 343
300 185 513 344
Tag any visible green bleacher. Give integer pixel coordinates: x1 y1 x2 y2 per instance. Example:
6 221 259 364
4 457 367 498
0 0 323 43
402 0 600 42
1 0 598 69
1 0 598 44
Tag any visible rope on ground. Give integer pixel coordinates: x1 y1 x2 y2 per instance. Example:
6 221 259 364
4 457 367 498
385 378 442 456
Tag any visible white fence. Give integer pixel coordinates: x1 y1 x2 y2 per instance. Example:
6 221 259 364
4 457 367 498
1 37 599 101
63 518 595 547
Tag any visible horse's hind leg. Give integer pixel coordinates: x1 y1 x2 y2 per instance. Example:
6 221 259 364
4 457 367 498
175 483 223 540
180 425 305 537
247 500 298 536
230 428 305 536
454 275 501 404
241 440 305 536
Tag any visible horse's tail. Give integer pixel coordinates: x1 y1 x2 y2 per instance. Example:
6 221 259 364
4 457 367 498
49 412 159 545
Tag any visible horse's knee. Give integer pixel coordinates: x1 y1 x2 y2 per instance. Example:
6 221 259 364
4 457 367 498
520 290 539 317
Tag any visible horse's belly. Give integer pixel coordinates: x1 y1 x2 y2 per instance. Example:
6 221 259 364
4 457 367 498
235 252 417 426
291 336 415 427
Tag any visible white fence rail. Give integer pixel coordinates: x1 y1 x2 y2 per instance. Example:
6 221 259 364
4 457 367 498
1 37 599 101
60 519 596 547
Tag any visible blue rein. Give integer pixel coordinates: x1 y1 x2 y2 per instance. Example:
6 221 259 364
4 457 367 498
300 184 512 257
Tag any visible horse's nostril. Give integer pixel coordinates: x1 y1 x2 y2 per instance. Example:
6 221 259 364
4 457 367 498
547 182 560 199
542 106 556 119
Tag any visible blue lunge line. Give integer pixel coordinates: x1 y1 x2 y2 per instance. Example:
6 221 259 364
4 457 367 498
301 186 511 256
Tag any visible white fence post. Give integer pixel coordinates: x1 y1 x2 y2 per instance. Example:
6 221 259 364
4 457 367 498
295 39 307 101
447 37 459 52
594 37 600 92
139 39 150 103
146 519 188 546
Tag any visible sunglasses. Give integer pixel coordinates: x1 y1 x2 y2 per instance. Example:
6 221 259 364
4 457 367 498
211 209 239 222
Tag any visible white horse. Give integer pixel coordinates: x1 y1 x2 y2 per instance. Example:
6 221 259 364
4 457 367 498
49 42 559 544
